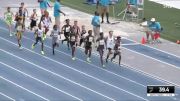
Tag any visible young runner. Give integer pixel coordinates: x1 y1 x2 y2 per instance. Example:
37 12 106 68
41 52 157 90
20 2 28 29
31 24 45 55
50 25 60 55
72 20 80 46
79 25 87 46
42 11 52 40
61 19 72 50
96 32 106 67
105 30 115 63
70 21 80 60
111 36 121 66
30 9 38 30
4 7 14 36
15 18 24 49
84 30 94 62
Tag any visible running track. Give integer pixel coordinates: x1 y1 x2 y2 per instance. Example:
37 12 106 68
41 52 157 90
0 19 180 101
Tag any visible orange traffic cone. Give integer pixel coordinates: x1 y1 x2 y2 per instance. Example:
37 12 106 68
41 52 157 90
176 40 180 44
141 37 146 44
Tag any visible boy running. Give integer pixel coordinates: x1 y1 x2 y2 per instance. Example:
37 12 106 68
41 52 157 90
50 25 60 55
105 30 115 63
111 36 121 66
70 21 80 60
61 19 72 50
42 11 52 40
79 25 87 46
20 2 28 29
4 7 14 36
31 24 45 55
30 9 38 30
84 30 94 62
15 18 24 49
96 32 106 67
72 20 80 46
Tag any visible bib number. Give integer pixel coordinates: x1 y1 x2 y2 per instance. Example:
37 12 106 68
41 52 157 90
99 40 104 45
89 37 93 42
71 36 76 42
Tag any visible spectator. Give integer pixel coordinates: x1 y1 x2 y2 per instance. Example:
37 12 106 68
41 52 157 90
38 0 51 15
97 0 110 24
91 11 100 47
147 18 161 42
54 0 65 31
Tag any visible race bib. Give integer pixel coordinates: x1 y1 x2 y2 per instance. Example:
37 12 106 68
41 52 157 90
17 26 22 31
66 27 70 32
71 36 76 42
118 46 121 50
99 40 104 45
53 31 59 37
89 37 93 42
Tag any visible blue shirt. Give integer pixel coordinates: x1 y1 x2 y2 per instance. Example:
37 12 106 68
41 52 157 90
40 0 49 9
54 1 61 17
128 0 137 5
99 0 110 6
149 22 161 32
91 15 100 27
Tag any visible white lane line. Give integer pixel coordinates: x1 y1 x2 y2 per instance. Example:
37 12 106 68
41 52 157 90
123 47 180 69
121 43 141 46
0 61 83 101
23 36 146 88
0 76 49 101
0 92 15 101
0 49 114 101
0 36 148 101
123 37 180 59
122 63 180 88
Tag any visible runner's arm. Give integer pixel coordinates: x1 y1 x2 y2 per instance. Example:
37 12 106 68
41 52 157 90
25 8 29 17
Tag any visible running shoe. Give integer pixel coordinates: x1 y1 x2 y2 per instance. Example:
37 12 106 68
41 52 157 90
41 51 45 55
87 57 91 63
72 57 76 61
31 44 35 49
102 64 106 68
19 46 23 50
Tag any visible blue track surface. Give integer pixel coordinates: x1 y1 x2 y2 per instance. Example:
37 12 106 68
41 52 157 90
0 19 180 100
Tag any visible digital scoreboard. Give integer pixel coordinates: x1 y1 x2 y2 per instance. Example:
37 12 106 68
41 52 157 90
147 85 175 96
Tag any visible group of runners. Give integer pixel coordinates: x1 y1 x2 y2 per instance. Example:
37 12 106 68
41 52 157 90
3 0 121 67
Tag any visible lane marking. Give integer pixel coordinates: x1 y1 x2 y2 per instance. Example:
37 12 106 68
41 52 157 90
0 76 49 101
123 37 180 59
0 49 114 101
122 47 180 69
0 61 83 101
0 36 148 101
0 92 15 101
121 43 141 46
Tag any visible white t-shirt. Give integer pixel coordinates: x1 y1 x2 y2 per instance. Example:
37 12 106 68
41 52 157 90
43 17 51 27
107 36 115 49
37 28 44 37
51 30 59 37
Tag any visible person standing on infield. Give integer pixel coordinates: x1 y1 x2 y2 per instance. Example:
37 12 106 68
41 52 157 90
54 0 65 31
97 0 110 24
